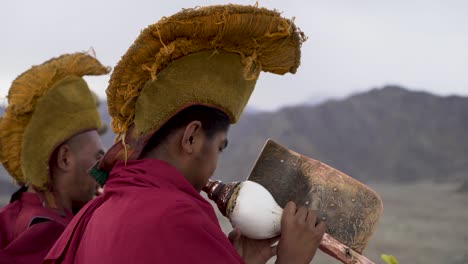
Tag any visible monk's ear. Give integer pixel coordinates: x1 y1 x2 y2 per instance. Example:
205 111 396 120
181 121 202 155
54 144 75 172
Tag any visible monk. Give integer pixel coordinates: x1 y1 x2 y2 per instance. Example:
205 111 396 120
45 5 325 264
0 52 109 263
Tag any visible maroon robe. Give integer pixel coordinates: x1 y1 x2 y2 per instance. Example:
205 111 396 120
45 159 244 264
0 189 73 264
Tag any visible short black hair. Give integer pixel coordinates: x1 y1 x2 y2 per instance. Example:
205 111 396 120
140 105 230 156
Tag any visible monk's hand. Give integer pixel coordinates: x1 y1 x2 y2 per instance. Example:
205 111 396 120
275 201 326 264
228 227 279 264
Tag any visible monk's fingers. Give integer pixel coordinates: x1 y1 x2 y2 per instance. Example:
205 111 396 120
295 206 309 224
316 220 327 235
228 227 241 243
305 209 319 227
281 201 297 225
268 245 278 258
267 235 280 246
283 201 296 216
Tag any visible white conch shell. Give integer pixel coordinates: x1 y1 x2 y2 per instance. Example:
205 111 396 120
227 181 283 239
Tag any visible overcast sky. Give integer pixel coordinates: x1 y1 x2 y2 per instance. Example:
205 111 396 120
1 0 467 110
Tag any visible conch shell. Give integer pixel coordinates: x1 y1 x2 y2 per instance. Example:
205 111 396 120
204 180 283 239
228 181 283 239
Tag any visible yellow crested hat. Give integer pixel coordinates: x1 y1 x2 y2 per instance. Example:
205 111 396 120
96 4 306 177
0 52 110 190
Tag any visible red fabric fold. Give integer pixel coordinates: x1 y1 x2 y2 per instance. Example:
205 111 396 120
0 192 73 264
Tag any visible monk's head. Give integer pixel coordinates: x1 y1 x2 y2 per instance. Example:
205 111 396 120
140 105 230 191
0 52 110 213
50 130 105 213
96 5 305 189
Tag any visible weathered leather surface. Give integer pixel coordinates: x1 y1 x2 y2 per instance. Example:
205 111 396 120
247 140 383 253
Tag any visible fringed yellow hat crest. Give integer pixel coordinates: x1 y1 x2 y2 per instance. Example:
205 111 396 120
107 4 306 138
0 52 110 190
96 4 306 175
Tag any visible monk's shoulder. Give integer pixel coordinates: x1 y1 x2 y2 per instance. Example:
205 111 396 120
152 188 202 216
131 183 198 207
109 185 201 221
